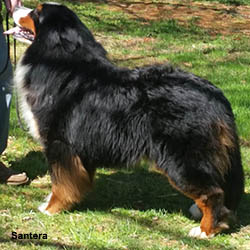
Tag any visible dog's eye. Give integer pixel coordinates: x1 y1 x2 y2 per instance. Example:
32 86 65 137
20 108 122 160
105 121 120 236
29 10 38 20
29 8 41 23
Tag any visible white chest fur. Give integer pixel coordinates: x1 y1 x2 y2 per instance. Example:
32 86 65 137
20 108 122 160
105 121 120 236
14 59 41 142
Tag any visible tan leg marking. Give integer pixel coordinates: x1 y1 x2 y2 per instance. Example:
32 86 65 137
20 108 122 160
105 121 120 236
39 156 94 214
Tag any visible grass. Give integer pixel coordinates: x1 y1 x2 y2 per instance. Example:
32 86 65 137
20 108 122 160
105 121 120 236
1 0 250 249
194 0 249 5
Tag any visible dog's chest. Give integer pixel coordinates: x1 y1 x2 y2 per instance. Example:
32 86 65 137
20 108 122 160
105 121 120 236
14 62 41 142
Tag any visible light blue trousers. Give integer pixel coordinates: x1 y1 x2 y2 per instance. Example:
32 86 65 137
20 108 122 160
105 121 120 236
0 23 12 154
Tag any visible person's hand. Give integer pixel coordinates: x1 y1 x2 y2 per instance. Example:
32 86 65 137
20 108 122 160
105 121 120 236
4 0 22 15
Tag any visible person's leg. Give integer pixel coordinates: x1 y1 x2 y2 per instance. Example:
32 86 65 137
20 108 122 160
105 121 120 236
0 23 28 185
0 23 12 155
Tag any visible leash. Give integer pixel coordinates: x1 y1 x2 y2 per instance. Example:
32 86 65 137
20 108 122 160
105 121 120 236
12 31 27 131
15 93 28 132
13 31 16 66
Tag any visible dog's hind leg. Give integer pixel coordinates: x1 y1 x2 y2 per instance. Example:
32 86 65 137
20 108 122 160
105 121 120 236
189 122 244 223
189 189 232 238
154 120 243 237
39 141 95 215
164 169 232 238
155 152 235 239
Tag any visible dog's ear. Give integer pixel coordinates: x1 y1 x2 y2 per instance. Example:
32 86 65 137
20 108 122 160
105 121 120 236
59 27 83 53
44 27 82 53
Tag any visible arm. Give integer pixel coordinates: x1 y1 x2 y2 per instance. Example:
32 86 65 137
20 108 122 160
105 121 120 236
4 0 21 15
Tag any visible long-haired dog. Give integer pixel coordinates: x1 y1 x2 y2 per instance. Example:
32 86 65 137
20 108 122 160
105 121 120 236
10 3 244 238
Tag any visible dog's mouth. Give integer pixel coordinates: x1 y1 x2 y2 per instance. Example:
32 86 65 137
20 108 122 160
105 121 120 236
4 26 34 44
4 6 34 44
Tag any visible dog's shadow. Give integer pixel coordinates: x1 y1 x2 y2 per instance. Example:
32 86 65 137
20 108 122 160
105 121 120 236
10 151 48 180
11 151 192 215
76 166 192 216
237 192 250 227
75 165 250 232
9 151 250 229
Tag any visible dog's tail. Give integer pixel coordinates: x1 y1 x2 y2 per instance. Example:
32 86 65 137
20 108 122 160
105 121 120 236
214 121 244 211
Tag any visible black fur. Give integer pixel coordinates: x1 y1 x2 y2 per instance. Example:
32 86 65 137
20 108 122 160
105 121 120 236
16 3 244 235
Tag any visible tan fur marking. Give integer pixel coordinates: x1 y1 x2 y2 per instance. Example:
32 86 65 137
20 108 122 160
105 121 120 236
195 188 229 236
214 120 235 178
37 4 43 12
195 196 214 235
45 156 94 214
19 16 36 35
217 121 235 149
44 191 70 214
157 165 228 236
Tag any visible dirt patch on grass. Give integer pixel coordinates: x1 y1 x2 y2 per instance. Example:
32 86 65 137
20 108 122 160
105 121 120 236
95 33 165 66
105 0 250 36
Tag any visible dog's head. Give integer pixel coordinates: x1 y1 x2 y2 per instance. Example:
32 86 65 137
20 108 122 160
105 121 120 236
6 3 106 55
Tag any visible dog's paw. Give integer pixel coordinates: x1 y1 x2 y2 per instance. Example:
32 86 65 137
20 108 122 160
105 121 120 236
189 203 203 220
189 226 214 239
38 193 52 216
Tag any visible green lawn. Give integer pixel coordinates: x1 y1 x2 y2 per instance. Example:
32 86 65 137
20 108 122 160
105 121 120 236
195 0 249 5
1 0 250 249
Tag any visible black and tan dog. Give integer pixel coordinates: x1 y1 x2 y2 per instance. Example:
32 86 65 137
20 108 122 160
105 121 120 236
9 3 244 238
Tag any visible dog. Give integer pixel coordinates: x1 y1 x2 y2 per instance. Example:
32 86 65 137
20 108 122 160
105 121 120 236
9 3 244 238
